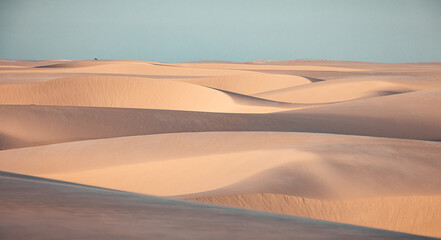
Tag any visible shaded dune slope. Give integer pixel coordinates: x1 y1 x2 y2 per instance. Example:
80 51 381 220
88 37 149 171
273 88 441 140
0 105 295 149
1 171 431 240
1 87 441 150
173 73 311 95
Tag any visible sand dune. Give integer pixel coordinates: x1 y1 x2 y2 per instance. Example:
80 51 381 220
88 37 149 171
190 194 441 237
0 75 298 113
172 62 367 72
2 171 430 240
173 73 311 95
0 59 71 68
1 131 440 198
1 59 441 239
35 60 114 68
0 104 305 149
254 76 441 103
275 88 441 140
1 86 440 150
1 131 440 236
31 60 246 77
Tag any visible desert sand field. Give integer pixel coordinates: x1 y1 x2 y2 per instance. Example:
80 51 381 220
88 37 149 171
1 59 440 239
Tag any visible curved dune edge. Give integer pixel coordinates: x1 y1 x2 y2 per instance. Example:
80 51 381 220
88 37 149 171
253 77 441 103
37 149 310 196
272 88 441 141
172 73 312 95
0 105 310 150
188 193 441 238
0 75 299 113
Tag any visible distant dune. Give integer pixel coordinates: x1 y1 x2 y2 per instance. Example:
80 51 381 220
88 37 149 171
173 62 367 72
1 59 440 239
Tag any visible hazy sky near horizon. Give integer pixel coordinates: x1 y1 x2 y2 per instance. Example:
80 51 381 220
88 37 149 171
1 0 440 63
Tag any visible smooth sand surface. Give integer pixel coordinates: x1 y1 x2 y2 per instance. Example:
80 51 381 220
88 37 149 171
1 59 440 239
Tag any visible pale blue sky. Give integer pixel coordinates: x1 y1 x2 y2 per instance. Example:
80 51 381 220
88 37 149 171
1 0 440 62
